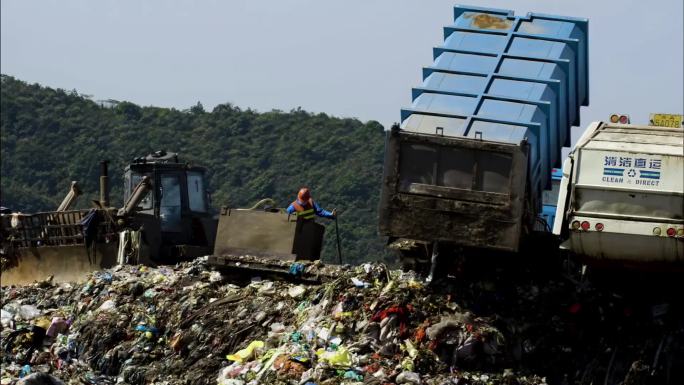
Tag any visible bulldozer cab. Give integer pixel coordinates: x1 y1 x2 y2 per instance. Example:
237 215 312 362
123 151 216 261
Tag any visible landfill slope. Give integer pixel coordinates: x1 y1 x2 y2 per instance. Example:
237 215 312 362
1 257 682 385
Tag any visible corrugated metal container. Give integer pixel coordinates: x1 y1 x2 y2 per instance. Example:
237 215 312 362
379 5 590 252
400 5 589 190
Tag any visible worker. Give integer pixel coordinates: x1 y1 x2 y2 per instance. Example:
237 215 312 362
286 187 336 220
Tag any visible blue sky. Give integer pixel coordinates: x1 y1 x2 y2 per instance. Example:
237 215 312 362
2 0 682 136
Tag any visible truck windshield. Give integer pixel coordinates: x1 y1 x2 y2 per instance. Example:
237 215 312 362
575 189 683 221
398 142 512 194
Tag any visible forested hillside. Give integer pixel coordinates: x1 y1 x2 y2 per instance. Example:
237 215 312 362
0 75 391 264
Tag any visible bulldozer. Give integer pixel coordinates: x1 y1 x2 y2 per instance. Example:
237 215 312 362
0 151 328 286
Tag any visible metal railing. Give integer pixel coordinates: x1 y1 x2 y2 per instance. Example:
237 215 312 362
4 209 115 248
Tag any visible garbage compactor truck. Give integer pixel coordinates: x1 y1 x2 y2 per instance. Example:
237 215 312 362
378 5 589 268
553 121 684 266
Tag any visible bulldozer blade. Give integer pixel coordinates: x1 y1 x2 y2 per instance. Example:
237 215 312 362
213 208 326 262
210 207 329 282
208 254 335 285
1 243 118 286
214 208 298 259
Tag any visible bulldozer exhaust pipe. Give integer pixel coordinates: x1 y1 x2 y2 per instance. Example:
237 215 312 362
100 160 110 208
56 181 82 211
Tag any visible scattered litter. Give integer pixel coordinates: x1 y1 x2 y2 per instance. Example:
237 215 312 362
1 257 681 385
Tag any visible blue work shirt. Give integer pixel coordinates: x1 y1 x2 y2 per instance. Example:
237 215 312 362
286 200 334 219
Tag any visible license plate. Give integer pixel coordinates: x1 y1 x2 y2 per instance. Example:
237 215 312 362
650 113 683 128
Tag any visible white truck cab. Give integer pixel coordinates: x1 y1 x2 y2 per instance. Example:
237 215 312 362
554 121 684 265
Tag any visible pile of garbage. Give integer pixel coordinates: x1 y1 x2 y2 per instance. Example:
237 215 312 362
2 257 550 385
2 256 682 385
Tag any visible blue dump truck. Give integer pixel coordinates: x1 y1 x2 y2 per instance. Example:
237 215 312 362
378 5 589 269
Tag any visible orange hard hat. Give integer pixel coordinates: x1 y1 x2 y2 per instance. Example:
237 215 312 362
297 187 311 202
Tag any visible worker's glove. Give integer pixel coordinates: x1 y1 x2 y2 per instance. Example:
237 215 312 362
332 209 337 218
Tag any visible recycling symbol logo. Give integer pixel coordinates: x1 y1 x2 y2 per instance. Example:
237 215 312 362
627 169 636 177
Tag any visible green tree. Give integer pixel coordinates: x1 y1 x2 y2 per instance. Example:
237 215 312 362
0 75 393 265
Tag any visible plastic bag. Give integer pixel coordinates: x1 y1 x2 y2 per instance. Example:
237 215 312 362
226 340 265 363
18 305 41 320
1 309 13 327
97 300 116 312
216 368 245 385
209 271 223 283
396 371 421 385
315 346 352 368
288 285 306 298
